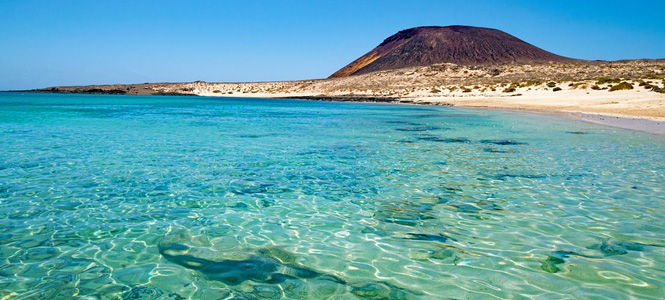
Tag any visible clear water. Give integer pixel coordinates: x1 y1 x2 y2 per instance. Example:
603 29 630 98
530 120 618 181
1 92 664 299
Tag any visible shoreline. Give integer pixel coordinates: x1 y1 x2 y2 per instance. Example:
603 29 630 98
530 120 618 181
279 94 665 135
18 60 665 136
456 105 665 136
10 90 665 136
220 92 665 135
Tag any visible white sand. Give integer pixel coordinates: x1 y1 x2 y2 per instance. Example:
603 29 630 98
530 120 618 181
188 79 665 135
406 88 665 121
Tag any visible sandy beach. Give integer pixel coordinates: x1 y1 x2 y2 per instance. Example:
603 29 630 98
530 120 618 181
30 61 665 134
191 78 665 135
402 87 665 135
195 82 665 118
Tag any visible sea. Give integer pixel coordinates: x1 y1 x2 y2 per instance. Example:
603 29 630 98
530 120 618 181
1 92 664 299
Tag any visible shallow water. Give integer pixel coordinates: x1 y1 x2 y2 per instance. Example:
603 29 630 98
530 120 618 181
1 92 664 299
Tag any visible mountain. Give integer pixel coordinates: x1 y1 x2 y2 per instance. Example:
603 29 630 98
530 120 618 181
330 26 580 78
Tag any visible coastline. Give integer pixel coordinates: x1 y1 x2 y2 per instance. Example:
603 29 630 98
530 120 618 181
12 90 665 136
210 89 665 135
16 59 665 136
566 112 665 135
287 94 665 136
456 105 665 136
397 89 665 135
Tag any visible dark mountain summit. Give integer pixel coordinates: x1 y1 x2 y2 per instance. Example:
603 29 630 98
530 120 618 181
330 26 580 78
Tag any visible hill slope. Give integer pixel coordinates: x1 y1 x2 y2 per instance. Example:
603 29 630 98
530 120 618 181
330 26 580 78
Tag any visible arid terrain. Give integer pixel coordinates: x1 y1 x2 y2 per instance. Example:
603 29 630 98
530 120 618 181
32 60 665 120
25 26 665 130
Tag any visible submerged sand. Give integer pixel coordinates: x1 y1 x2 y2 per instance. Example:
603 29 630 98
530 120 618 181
399 88 665 135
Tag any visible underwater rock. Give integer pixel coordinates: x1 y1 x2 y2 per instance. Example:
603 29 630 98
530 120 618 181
396 139 415 144
477 202 503 211
541 255 565 273
454 204 481 213
19 246 61 261
586 240 646 256
406 233 455 243
228 296 253 300
162 251 280 285
159 236 345 286
395 126 440 132
540 250 583 273
351 283 392 299
35 287 78 299
231 202 249 209
229 180 275 195
12 234 50 248
540 242 637 274
448 200 504 214
252 285 281 299
409 248 457 261
255 247 298 264
259 199 275 208
436 197 450 204
428 249 457 260
0 233 12 243
483 147 511 153
374 201 435 226
351 282 416 300
121 286 162 300
495 174 546 180
417 136 470 143
115 266 155 286
441 186 462 192
281 277 310 298
613 241 647 251
237 134 266 138
599 242 628 256
361 226 388 236
158 230 424 298
120 286 184 300
386 121 420 125
479 139 527 146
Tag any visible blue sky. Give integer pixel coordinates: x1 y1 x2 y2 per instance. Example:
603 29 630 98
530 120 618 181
2 0 664 90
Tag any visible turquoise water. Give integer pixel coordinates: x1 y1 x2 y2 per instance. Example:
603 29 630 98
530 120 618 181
1 92 664 299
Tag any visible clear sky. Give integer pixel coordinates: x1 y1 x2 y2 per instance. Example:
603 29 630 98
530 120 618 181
2 0 664 90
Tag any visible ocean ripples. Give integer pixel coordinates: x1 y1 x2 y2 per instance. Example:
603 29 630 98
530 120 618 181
0 93 664 299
